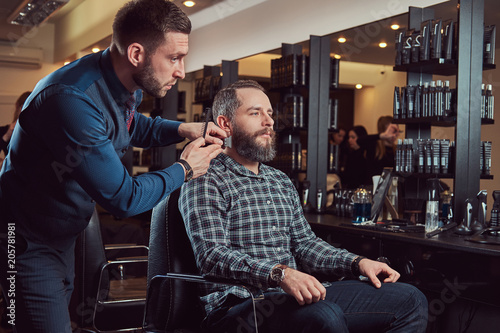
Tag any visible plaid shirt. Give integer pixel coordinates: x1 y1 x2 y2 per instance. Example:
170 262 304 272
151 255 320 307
179 153 358 314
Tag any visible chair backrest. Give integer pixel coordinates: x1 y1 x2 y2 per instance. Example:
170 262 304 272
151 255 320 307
145 188 205 332
70 208 109 329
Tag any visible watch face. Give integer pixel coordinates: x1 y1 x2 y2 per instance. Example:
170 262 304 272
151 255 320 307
271 267 284 282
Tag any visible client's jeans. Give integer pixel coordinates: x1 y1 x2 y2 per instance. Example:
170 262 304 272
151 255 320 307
204 280 428 333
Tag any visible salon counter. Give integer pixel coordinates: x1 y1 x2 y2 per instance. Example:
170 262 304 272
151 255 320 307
305 213 500 332
304 213 500 257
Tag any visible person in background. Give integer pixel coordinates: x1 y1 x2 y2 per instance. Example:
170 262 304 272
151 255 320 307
0 91 31 157
180 80 428 333
0 1 225 332
358 115 400 179
339 125 370 189
330 126 346 146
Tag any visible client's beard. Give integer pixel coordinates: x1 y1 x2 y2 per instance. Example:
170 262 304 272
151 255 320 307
231 123 277 163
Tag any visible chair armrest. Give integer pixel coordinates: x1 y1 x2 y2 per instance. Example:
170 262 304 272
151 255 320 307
97 259 149 301
101 258 149 271
163 273 253 288
145 274 262 332
105 244 149 251
116 256 148 261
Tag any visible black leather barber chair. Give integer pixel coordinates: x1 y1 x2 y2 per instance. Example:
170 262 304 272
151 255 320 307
143 188 259 333
71 209 148 332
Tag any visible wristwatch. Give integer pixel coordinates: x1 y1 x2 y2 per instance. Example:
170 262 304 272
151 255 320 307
351 256 367 276
177 159 193 182
269 265 287 287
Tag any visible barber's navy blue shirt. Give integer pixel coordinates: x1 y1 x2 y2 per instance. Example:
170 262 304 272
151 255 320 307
0 49 185 250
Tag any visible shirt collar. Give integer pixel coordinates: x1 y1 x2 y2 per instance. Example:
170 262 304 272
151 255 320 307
99 48 142 108
216 153 272 178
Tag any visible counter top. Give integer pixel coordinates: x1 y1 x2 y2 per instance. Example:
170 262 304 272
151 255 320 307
305 213 500 257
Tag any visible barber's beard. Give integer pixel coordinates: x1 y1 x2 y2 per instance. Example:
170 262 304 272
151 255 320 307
231 123 277 163
132 58 166 98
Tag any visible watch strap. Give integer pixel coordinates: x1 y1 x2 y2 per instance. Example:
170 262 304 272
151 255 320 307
351 255 366 276
177 159 193 182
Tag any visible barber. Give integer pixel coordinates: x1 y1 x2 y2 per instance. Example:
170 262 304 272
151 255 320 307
0 1 224 332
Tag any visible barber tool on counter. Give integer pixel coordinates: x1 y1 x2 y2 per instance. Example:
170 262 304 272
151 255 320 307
301 179 312 213
316 188 324 214
491 191 500 228
425 179 440 233
471 190 487 232
455 198 475 235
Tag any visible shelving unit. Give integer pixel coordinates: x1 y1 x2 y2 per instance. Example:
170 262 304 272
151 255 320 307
269 35 337 210
395 0 493 224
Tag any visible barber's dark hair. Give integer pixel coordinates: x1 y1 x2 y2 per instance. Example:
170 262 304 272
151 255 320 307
112 0 191 55
212 80 266 120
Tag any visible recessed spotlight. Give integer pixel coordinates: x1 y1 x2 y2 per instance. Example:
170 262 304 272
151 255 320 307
338 37 346 43
355 84 363 89
391 24 400 30
64 61 70 66
379 42 387 48
333 54 341 59
92 47 100 53
183 1 195 7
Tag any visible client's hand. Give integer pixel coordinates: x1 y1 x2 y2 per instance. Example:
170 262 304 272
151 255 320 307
279 268 326 305
358 259 400 288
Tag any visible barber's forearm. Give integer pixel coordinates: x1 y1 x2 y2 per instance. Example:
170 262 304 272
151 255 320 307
131 114 183 147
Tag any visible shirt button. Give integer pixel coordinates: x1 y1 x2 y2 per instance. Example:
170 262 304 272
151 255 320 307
267 200 271 205
272 226 277 230
277 247 281 252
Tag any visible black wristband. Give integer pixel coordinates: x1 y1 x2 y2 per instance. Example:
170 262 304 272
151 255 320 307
177 159 193 182
351 256 366 276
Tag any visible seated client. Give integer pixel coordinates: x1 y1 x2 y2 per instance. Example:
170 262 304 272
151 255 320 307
179 80 428 333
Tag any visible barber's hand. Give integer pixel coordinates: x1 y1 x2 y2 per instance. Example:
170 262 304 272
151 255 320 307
179 137 223 179
178 122 227 145
358 258 400 288
279 268 326 305
380 123 400 144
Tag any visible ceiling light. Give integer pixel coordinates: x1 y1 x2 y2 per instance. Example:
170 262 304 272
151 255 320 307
333 54 341 59
338 37 346 43
379 42 387 48
391 24 400 30
92 47 100 53
355 84 363 89
183 1 196 7
8 0 70 27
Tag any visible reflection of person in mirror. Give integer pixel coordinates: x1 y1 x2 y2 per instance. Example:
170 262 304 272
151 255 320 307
0 91 31 158
357 116 400 179
339 125 370 189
